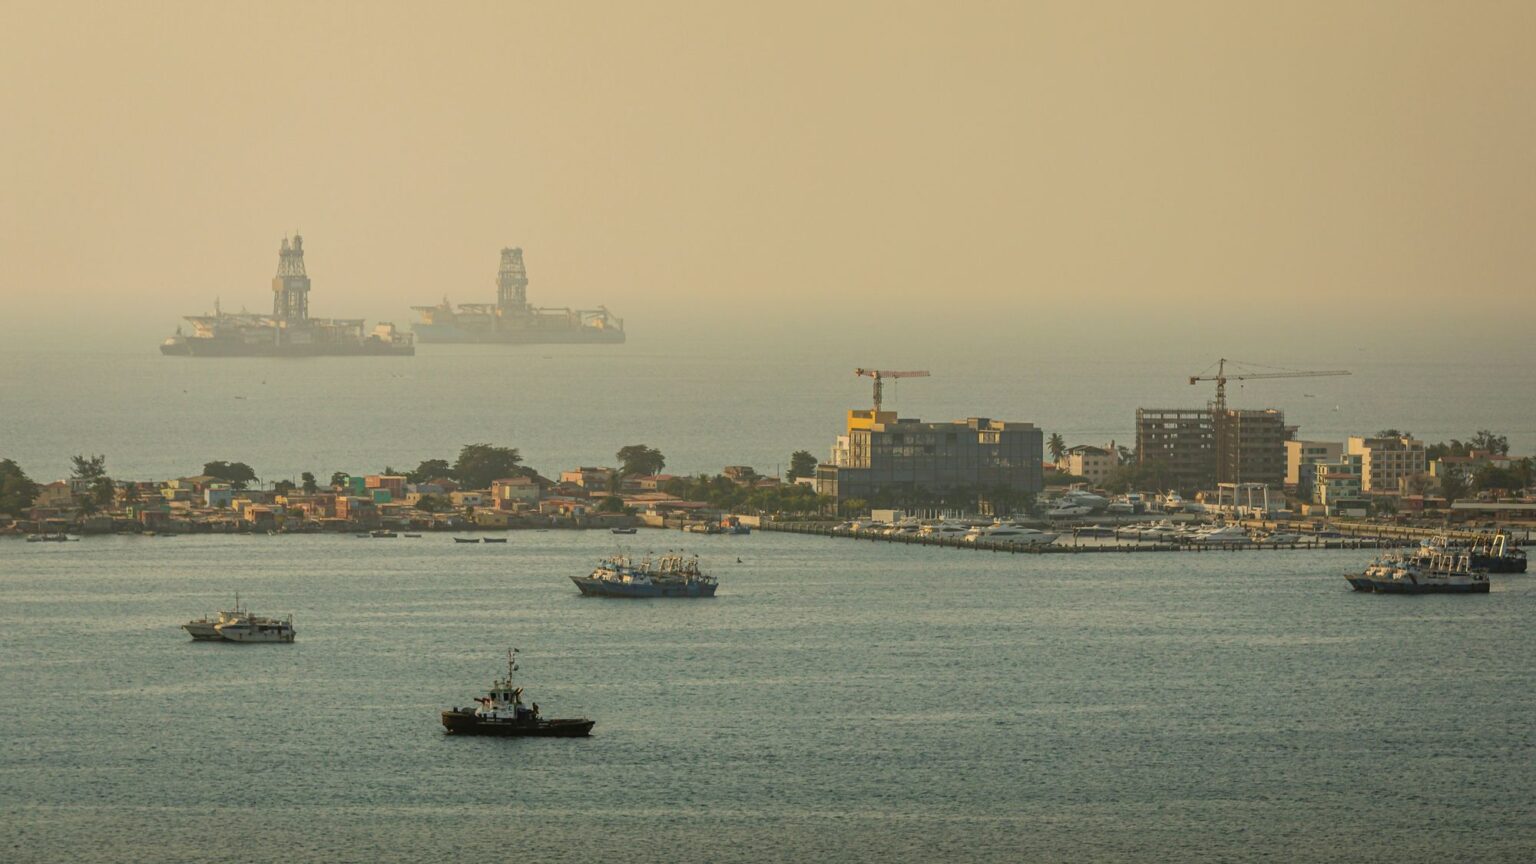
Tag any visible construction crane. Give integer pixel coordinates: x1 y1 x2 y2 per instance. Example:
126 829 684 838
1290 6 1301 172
1189 358 1350 412
854 368 929 414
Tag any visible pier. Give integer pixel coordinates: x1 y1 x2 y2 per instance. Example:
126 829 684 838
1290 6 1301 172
759 521 1413 554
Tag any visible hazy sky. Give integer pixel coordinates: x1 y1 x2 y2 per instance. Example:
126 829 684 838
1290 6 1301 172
3 1 1534 359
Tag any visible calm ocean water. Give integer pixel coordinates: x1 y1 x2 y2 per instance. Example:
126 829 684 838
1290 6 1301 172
1 532 1533 863
1 342 1533 483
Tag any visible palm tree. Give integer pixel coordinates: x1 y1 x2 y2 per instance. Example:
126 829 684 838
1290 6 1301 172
1048 433 1066 464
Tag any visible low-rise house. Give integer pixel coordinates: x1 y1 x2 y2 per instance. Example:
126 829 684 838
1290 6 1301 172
559 467 613 490
336 496 378 526
35 481 75 508
450 491 485 508
205 484 234 508
366 475 408 498
1056 445 1118 485
722 466 759 484
633 474 678 491
492 476 541 509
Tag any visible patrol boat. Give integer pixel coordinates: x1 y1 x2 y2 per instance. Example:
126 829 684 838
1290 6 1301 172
440 650 594 737
570 553 718 598
181 594 296 642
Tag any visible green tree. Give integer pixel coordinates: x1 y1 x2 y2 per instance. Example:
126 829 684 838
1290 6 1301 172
0 459 40 517
415 494 448 513
1047 433 1066 463
71 455 112 515
407 459 453 484
1513 457 1534 490
301 472 318 494
839 497 869 516
71 454 107 484
202 460 258 491
1439 472 1467 503
330 472 350 490
1375 429 1410 439
595 495 625 513
1102 461 1173 495
91 478 114 507
273 479 296 496
616 444 666 477
1471 464 1521 493
1469 430 1510 455
122 482 141 504
453 444 522 490
788 450 818 481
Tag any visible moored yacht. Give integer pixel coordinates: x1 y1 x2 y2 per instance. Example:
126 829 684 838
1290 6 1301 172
963 524 1058 546
1191 525 1251 544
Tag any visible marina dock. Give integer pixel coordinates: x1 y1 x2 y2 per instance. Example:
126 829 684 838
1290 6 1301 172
760 521 1414 554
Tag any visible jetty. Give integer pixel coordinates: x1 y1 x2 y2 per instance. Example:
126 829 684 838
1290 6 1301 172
759 521 1414 554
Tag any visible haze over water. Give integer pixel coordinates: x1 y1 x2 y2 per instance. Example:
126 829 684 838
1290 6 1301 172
2 342 1532 484
4 2 1536 861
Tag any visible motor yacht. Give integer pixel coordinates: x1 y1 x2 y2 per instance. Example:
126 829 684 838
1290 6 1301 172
963 524 1058 546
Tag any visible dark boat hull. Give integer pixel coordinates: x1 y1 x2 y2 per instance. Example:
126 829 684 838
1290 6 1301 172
440 710 593 736
1471 553 1526 574
569 575 717 598
162 338 413 357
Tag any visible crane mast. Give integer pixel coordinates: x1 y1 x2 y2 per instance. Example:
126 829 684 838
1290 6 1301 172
854 368 930 414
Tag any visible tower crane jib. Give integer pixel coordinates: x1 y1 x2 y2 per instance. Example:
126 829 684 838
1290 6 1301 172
854 368 930 414
1188 358 1350 412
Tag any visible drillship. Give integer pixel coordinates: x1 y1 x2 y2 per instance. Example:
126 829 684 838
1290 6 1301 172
410 248 625 344
160 234 415 357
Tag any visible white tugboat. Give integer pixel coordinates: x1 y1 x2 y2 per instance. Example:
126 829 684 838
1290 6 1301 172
441 649 595 737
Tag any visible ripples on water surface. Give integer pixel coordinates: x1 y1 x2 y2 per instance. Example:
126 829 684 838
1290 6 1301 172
2 533 1534 863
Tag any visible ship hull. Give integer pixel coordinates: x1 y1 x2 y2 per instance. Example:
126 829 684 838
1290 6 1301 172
569 575 717 598
1344 575 1491 594
440 711 594 736
1471 554 1526 574
412 323 625 345
162 338 414 357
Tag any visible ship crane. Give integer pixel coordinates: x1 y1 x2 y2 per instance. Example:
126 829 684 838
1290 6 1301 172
854 368 930 414
1189 358 1350 412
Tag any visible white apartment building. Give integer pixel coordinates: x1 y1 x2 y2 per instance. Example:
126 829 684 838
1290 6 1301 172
1346 435 1427 493
1057 445 1118 485
1285 440 1343 486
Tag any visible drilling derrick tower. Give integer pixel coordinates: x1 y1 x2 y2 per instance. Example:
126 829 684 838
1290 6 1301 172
496 247 529 312
271 234 311 322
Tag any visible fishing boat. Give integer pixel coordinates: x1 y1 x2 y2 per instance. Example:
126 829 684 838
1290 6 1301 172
440 649 594 737
610 527 638 535
1420 533 1527 574
453 537 482 544
571 553 718 598
1345 548 1490 594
